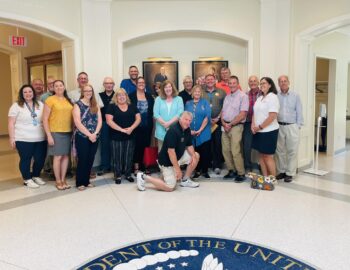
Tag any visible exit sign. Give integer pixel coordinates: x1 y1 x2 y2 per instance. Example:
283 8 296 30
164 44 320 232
9 35 27 47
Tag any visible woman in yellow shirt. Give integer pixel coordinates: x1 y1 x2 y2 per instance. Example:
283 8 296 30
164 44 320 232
43 80 74 190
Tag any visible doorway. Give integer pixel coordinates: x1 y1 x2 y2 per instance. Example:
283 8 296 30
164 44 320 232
314 57 336 155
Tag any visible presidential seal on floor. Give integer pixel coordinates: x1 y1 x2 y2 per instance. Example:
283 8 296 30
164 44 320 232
77 236 317 270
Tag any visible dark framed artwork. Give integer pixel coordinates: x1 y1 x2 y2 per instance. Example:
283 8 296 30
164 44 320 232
192 61 229 82
142 61 179 91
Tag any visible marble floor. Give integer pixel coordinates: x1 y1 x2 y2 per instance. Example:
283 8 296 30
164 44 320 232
0 138 349 270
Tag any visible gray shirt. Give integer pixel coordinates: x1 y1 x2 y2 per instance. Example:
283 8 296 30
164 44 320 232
277 90 303 127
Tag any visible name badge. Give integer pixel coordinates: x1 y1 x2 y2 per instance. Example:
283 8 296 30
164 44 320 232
32 118 38 126
181 137 184 142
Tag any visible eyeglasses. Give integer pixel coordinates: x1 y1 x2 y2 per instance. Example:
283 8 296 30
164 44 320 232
260 82 268 85
84 90 93 93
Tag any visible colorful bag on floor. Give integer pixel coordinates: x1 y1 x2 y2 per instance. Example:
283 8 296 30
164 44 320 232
248 172 276 191
143 147 158 167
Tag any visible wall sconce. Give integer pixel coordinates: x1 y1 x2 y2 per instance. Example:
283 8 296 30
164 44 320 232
147 57 173 61
198 56 224 61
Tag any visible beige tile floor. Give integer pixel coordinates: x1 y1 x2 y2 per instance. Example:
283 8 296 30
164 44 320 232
0 136 350 270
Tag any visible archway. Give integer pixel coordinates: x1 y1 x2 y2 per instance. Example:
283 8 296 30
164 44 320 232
294 14 350 165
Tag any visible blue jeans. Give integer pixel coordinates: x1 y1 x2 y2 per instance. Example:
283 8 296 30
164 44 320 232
16 141 47 180
99 121 111 171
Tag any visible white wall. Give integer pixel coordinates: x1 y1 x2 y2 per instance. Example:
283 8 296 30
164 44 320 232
111 0 261 85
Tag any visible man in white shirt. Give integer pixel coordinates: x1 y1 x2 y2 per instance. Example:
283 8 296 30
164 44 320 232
275 75 304 183
68 72 104 107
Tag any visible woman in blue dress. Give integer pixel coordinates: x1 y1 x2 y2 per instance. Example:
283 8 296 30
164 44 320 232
185 85 211 178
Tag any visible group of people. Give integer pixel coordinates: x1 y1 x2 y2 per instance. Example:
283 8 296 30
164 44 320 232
8 65 303 193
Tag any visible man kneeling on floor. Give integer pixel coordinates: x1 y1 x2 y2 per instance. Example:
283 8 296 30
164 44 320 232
137 111 200 191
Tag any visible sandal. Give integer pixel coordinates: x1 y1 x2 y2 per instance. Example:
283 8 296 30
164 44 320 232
62 181 71 189
87 183 94 188
78 186 86 191
55 181 65 191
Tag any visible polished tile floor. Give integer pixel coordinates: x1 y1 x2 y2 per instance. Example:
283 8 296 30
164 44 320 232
0 138 349 270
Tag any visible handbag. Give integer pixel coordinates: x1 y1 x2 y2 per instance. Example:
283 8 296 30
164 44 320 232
143 146 158 167
248 172 276 191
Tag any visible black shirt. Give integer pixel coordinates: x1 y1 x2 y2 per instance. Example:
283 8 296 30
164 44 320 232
179 90 193 106
106 103 139 141
99 91 115 121
158 122 192 167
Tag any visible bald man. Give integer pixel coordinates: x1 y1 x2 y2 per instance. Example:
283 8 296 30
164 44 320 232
31 79 44 99
97 77 115 176
275 75 303 183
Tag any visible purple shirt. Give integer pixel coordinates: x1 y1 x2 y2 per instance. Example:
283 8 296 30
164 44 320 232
222 89 249 123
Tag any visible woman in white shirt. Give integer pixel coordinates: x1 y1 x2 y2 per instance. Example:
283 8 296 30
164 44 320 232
8 85 47 188
251 77 280 176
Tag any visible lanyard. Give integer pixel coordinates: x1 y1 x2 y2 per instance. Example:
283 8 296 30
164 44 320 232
24 102 38 126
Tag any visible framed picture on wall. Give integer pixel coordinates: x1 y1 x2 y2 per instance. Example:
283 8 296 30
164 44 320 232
192 61 229 83
142 61 179 93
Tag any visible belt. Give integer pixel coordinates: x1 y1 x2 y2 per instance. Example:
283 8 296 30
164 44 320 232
224 121 243 126
278 122 293 125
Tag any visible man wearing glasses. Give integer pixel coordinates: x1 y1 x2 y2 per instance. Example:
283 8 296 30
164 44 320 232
97 77 115 176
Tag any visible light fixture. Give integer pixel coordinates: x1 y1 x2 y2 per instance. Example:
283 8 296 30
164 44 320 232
147 57 173 61
198 56 224 61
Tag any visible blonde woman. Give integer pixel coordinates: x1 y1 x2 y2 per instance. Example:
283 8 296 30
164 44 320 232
73 84 102 191
43 80 73 190
106 88 141 184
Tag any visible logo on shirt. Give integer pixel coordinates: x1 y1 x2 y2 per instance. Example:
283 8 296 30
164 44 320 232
77 237 316 270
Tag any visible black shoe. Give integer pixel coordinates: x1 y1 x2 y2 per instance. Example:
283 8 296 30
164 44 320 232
276 173 286 180
193 172 201 179
234 175 246 183
224 170 237 179
115 177 121 184
284 175 293 183
202 172 210 179
97 170 104 176
126 176 134 183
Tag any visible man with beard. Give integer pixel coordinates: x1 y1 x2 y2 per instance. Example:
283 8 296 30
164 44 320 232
120 65 140 95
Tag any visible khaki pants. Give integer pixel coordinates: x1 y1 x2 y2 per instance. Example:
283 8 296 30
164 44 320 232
221 124 245 175
275 124 299 176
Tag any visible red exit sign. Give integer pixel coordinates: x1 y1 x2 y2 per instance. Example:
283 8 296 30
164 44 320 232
9 35 27 47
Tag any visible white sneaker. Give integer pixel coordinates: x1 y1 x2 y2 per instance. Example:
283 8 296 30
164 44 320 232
32 177 46 185
180 178 199 188
24 179 40 189
136 172 146 191
214 168 221 175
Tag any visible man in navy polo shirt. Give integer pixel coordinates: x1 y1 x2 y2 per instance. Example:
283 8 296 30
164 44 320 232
137 111 200 192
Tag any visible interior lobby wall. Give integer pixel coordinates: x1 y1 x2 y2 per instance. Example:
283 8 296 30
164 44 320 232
111 0 261 85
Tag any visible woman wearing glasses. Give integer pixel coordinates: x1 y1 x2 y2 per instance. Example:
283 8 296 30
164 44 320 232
8 85 47 188
73 84 102 190
251 77 280 176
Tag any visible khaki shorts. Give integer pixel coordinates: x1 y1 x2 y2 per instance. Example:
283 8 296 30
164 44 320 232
160 150 192 189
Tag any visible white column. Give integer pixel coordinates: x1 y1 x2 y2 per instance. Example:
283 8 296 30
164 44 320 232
260 0 291 80
81 0 112 90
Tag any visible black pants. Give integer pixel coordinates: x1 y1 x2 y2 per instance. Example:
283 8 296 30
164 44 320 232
243 122 254 171
195 140 211 173
16 141 47 180
111 139 135 178
75 134 98 187
210 126 224 169
134 126 152 170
